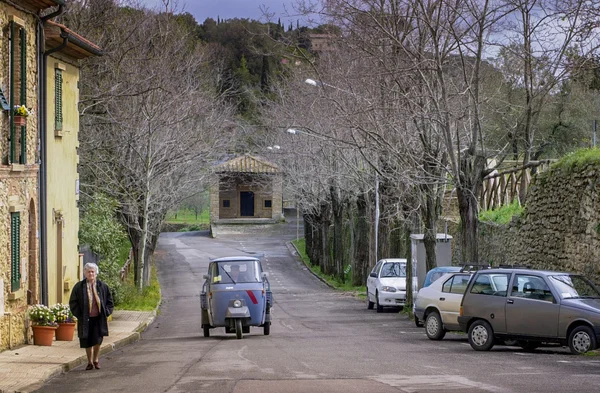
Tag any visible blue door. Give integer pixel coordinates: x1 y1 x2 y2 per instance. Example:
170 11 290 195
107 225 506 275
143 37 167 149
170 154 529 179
240 191 254 216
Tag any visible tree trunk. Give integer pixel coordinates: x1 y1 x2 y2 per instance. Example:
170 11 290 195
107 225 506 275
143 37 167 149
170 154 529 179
331 185 345 281
353 192 370 286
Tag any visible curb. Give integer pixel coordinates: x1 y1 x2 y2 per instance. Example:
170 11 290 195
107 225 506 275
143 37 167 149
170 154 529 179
285 241 333 289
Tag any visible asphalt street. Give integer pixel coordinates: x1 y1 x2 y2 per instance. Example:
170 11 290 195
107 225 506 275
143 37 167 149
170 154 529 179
34 215 600 393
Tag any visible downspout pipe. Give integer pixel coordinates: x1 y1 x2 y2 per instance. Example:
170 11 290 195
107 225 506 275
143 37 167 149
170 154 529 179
38 4 66 305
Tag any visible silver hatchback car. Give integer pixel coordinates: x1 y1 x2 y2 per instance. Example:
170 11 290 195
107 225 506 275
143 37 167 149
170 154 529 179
458 268 600 354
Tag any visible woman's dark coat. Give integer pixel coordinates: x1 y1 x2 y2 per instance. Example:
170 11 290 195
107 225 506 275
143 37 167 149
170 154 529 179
69 279 114 340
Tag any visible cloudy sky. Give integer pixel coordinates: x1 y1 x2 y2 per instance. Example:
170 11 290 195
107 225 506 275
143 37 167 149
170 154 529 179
140 0 305 24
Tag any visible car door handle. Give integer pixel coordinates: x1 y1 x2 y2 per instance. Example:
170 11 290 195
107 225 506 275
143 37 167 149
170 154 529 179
507 299 514 304
439 297 445 301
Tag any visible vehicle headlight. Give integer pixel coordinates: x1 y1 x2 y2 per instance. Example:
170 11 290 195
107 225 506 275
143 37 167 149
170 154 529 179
233 300 242 308
381 286 397 292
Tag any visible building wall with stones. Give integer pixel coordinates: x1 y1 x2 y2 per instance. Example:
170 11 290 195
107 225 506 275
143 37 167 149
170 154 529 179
457 159 600 283
0 3 40 351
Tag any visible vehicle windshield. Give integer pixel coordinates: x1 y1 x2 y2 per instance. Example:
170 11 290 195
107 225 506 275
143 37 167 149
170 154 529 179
549 275 600 299
381 262 406 278
214 261 261 283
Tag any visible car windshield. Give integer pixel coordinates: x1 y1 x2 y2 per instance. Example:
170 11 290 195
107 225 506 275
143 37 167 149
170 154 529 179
549 275 600 299
214 261 261 283
381 262 406 278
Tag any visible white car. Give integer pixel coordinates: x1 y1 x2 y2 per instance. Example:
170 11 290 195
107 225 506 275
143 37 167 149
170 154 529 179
367 258 416 312
413 272 472 339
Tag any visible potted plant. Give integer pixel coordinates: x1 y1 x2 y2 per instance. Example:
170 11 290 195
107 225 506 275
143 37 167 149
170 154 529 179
28 304 57 346
13 104 31 127
50 303 77 341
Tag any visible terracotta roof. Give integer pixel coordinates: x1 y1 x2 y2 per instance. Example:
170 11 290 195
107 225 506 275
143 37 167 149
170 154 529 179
19 0 65 11
215 155 280 174
45 20 103 59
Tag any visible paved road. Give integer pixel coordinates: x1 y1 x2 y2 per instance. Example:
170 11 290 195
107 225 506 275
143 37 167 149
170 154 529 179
35 218 600 393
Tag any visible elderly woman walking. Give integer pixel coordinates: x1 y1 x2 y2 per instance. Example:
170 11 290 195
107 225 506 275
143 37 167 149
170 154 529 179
69 262 114 370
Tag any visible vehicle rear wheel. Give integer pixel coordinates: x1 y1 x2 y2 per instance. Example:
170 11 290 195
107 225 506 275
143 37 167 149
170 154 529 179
367 289 374 310
376 291 383 313
203 325 210 338
569 325 596 354
517 340 539 351
235 319 243 339
264 322 270 336
468 320 495 351
425 312 446 340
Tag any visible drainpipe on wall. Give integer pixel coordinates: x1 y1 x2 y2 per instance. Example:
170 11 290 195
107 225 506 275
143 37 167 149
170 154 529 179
37 4 65 305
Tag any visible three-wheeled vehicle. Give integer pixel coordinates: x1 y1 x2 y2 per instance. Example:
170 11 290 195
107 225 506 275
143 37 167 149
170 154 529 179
200 256 272 339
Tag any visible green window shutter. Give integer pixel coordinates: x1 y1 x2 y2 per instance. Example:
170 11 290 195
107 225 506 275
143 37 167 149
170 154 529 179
11 212 21 292
9 21 15 164
20 27 26 164
55 68 63 131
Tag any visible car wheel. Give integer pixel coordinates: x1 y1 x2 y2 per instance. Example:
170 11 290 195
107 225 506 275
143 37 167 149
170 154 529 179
468 320 495 351
203 325 210 338
367 289 374 310
568 325 596 354
517 340 539 351
375 291 383 313
264 322 270 336
425 312 446 340
235 319 243 340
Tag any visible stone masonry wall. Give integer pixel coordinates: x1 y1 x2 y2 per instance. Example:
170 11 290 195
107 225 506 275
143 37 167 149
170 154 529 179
471 160 600 282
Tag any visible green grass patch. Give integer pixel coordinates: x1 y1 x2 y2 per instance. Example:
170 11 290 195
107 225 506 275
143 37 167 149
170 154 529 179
479 200 523 225
165 208 209 224
292 238 366 296
116 265 161 311
553 148 600 171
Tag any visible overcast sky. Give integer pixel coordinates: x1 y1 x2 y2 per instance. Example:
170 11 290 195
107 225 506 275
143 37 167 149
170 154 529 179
140 0 307 25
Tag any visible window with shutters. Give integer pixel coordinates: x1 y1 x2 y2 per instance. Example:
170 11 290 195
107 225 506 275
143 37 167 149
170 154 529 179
8 18 27 164
55 67 63 132
11 212 21 292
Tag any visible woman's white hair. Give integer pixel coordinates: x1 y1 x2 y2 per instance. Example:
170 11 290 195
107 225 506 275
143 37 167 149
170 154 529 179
84 262 99 275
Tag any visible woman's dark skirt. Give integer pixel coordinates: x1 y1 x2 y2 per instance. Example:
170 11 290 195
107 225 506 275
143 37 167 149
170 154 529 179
79 316 104 348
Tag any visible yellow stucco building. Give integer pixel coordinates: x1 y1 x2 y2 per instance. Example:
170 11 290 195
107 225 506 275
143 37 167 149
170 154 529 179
43 21 102 306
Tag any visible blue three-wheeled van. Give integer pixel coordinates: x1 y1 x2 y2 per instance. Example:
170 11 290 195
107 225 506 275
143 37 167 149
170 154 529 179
200 256 272 339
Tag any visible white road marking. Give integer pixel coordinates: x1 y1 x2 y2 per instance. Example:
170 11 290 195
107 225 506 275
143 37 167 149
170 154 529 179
371 374 510 393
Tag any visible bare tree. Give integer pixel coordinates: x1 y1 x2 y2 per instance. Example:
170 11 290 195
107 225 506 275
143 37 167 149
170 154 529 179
69 1 235 288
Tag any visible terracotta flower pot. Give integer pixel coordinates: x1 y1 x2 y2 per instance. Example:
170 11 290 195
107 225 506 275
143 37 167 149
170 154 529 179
55 322 76 341
13 115 26 127
32 325 57 346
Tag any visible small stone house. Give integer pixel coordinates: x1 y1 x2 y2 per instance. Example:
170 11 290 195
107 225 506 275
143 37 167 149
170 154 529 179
210 155 283 235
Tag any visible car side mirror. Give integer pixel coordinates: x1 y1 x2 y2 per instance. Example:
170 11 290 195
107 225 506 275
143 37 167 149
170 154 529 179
370 272 377 278
203 274 209 280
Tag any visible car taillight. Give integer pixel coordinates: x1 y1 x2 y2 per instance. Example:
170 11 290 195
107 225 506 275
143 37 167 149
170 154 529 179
459 306 463 316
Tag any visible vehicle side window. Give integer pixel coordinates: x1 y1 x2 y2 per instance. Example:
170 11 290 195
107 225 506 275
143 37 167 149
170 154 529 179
442 274 470 294
470 273 510 296
511 274 555 302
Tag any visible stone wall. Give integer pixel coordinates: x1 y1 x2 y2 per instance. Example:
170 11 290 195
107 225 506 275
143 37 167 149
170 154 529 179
464 159 600 282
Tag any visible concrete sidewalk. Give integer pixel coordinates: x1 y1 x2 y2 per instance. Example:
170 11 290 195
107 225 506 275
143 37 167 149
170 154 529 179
0 310 156 393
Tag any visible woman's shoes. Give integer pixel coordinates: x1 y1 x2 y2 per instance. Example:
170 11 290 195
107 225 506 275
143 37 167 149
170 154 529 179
85 363 94 370
93 361 101 369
